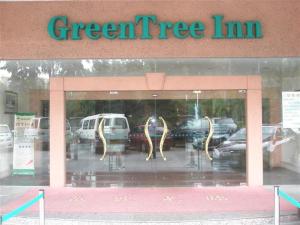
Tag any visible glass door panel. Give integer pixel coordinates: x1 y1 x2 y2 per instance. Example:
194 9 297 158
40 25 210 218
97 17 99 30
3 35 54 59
66 90 246 187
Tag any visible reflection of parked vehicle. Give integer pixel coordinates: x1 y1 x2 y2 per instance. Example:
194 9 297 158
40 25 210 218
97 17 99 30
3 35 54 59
78 114 130 141
77 114 130 154
25 117 72 151
213 125 297 169
0 124 13 150
129 125 172 152
171 117 237 150
171 119 206 147
212 118 237 134
209 117 238 147
68 117 83 133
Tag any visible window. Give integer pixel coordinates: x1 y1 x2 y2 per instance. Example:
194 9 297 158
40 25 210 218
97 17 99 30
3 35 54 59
89 119 95 129
83 120 89 129
104 118 110 126
114 118 127 129
40 118 49 129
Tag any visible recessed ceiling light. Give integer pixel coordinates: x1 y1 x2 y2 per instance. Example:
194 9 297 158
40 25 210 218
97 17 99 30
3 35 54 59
193 90 202 94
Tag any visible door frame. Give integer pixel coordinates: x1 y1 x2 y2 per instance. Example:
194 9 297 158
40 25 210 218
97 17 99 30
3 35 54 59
49 73 262 187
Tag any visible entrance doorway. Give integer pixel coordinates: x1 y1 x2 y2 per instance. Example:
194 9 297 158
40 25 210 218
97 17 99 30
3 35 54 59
66 90 246 187
49 74 262 187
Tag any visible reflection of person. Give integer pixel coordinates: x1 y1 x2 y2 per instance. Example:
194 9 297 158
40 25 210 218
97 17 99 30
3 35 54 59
108 139 125 170
185 143 196 167
116 144 125 170
149 116 158 159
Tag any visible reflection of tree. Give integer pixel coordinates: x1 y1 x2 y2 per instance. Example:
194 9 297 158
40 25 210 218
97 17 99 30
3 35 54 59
201 99 245 128
91 59 153 75
66 101 96 118
0 60 90 116
0 60 87 91
1 61 46 91
41 60 86 77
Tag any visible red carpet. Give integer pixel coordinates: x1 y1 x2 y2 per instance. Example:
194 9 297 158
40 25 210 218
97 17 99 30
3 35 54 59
1 187 297 214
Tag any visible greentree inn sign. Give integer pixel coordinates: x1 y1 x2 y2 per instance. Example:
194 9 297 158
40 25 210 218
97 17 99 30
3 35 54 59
48 15 263 41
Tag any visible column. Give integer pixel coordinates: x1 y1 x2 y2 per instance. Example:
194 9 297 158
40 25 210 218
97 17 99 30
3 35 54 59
246 81 263 186
49 77 66 187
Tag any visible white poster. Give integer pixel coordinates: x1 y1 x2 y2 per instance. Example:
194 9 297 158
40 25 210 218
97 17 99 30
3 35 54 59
12 113 35 175
282 92 300 129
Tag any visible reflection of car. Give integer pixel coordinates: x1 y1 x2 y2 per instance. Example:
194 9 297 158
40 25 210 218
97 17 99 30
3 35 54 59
213 125 297 169
0 124 13 150
78 114 130 141
209 117 238 147
171 117 237 150
68 117 83 133
171 119 206 147
24 117 49 150
77 114 130 154
129 125 172 152
291 128 300 134
212 117 237 134
24 117 72 151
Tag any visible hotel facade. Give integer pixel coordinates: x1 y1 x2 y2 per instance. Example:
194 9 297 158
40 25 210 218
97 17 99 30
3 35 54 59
0 0 300 188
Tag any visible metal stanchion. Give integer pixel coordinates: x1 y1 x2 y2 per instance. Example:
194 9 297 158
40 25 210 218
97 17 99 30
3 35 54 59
39 189 45 225
0 215 2 225
274 186 280 225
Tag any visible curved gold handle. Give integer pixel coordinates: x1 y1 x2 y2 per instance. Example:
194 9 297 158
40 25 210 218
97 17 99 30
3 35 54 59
204 116 213 161
159 116 168 161
145 117 153 161
98 118 107 160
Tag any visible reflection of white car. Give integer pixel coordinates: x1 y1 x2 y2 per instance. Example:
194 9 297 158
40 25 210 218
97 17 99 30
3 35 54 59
77 113 130 141
24 117 72 151
77 114 130 154
0 124 13 150
24 117 49 143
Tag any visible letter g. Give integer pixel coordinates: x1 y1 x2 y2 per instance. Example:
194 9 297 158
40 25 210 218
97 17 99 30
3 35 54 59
48 16 69 40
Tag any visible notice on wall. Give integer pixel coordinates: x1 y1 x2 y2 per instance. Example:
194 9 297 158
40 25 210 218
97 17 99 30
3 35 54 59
12 113 35 176
282 92 300 129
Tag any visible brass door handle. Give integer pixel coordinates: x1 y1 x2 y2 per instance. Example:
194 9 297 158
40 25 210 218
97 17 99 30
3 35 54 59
98 118 107 160
204 116 213 161
145 117 153 161
159 116 168 161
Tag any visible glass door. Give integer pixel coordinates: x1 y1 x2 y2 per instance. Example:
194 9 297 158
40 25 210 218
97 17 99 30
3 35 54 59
66 90 247 187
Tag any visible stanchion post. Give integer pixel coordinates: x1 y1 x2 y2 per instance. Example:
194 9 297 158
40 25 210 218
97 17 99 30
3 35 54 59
39 189 45 225
274 186 280 225
0 215 2 225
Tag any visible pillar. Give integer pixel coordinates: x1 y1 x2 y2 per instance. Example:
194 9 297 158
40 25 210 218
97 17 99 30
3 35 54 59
246 76 263 186
50 77 66 187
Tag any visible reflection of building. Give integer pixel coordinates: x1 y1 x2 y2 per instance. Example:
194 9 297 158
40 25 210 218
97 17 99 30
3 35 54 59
29 90 49 117
0 1 300 189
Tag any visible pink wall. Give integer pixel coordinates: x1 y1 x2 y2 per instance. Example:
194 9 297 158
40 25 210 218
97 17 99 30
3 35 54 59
1 0 300 59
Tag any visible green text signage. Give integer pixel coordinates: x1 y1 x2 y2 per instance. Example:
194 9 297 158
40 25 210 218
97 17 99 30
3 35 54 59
48 15 263 41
